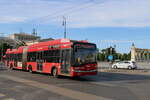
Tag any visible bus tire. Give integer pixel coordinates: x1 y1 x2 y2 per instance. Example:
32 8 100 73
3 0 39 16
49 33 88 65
28 65 33 73
52 67 58 78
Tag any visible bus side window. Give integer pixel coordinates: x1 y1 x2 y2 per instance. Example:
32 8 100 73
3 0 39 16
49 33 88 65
43 50 60 63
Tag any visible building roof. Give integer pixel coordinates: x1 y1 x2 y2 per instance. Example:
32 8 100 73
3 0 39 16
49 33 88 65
11 33 40 38
39 38 54 42
0 37 18 46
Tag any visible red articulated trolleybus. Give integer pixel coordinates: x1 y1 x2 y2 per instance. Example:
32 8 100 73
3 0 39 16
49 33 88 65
5 38 98 77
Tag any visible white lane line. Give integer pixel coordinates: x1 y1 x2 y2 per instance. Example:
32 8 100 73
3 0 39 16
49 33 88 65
0 75 113 100
0 93 5 97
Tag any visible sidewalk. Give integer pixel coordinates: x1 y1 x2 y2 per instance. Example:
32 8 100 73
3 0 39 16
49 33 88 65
98 62 150 75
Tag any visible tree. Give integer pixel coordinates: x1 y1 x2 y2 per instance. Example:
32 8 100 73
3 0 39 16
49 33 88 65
97 53 106 61
97 50 131 62
0 43 12 61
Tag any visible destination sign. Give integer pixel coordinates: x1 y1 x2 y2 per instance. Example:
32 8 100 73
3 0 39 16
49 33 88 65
74 44 96 49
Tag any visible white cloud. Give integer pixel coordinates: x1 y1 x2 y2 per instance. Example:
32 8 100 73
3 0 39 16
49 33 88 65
0 0 150 28
67 0 150 28
0 16 27 23
100 40 135 43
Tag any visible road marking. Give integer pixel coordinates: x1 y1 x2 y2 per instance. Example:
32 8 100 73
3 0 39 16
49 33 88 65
0 93 5 97
90 82 116 87
83 76 116 87
0 75 112 100
0 93 15 100
2 98 16 100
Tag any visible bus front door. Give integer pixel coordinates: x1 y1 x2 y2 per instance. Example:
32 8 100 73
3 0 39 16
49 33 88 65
60 49 71 75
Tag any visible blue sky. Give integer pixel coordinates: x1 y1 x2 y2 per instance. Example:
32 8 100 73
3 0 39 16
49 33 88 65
0 0 150 53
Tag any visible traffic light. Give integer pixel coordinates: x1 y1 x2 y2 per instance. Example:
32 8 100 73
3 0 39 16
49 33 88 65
107 47 110 54
107 46 116 54
112 48 116 54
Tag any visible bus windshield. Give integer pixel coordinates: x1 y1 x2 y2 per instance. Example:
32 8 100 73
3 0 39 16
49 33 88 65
73 44 97 66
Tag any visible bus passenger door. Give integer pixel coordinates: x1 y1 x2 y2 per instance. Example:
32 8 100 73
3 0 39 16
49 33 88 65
60 49 71 74
22 46 28 70
36 51 44 72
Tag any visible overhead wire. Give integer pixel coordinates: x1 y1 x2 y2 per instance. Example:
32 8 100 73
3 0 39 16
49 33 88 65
26 0 104 24
26 0 93 23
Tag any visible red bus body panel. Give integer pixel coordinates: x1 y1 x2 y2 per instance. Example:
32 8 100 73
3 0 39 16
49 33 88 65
5 38 98 77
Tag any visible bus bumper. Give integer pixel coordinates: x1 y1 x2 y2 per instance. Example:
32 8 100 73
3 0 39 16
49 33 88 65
70 69 98 77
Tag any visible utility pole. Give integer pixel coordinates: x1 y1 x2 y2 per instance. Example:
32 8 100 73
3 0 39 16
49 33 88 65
32 28 37 36
62 16 67 38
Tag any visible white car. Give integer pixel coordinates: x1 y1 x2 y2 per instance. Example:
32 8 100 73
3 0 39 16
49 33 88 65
112 61 137 69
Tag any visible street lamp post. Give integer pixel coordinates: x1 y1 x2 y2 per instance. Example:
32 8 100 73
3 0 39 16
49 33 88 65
62 16 67 38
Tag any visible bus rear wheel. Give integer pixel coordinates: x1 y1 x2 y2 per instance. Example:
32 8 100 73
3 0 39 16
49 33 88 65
28 66 33 73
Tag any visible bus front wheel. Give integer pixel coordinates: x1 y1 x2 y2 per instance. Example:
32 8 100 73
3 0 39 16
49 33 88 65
52 67 58 78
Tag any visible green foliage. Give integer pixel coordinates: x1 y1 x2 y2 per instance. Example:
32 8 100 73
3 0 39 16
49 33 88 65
97 50 131 61
0 43 12 56
97 53 106 61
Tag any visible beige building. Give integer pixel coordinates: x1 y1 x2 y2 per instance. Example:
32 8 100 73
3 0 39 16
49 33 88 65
25 38 54 45
9 33 40 42
131 44 150 62
131 44 136 61
9 33 55 46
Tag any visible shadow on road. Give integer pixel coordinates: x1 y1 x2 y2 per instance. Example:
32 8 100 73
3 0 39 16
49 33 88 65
42 71 150 83
2 68 150 83
76 72 150 82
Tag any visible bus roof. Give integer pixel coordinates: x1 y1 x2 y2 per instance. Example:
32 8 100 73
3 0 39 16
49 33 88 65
6 46 24 54
6 38 94 54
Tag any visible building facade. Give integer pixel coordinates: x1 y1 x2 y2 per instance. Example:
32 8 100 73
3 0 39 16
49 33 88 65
9 33 40 42
131 44 150 62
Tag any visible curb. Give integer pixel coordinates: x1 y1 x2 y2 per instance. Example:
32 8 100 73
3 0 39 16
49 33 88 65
99 69 150 73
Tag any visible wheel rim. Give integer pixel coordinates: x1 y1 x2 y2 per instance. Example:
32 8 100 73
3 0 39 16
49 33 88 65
53 68 57 77
128 66 131 69
29 69 32 72
29 67 32 72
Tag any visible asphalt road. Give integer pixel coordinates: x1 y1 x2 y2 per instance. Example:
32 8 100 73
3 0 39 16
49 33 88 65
0 65 150 100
